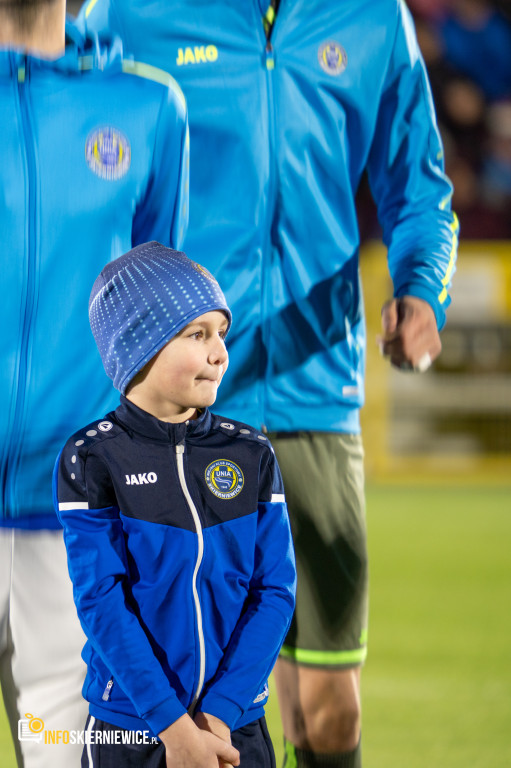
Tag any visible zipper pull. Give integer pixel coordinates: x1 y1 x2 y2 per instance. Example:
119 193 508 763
17 53 27 83
176 442 185 455
265 41 275 71
102 678 114 701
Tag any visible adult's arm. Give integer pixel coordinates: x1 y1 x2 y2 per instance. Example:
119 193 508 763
367 1 459 367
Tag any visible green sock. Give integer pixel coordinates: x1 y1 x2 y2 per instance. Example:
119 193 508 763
283 737 361 768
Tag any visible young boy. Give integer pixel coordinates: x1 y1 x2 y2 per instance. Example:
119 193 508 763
53 241 296 768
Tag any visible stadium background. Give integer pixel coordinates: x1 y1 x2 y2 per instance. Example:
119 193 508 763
1 1 510 765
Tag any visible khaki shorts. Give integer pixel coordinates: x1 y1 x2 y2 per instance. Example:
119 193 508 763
269 432 368 668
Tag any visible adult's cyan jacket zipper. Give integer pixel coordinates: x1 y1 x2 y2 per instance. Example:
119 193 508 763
2 57 38 519
258 2 281 431
175 441 206 713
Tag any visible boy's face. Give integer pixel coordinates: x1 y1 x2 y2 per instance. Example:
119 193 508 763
127 310 229 422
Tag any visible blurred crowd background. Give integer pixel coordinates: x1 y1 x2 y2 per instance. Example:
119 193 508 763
358 0 511 240
410 0 511 239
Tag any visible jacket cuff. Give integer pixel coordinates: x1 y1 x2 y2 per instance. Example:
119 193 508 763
196 692 243 730
394 283 447 331
143 695 188 737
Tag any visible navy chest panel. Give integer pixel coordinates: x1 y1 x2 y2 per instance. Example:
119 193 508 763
186 437 264 528
99 433 262 531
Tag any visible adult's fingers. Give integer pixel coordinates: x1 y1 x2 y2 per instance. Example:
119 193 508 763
378 296 441 370
380 298 399 337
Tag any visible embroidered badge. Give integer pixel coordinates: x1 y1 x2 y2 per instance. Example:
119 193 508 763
318 41 347 76
205 460 244 500
193 262 218 284
85 127 131 180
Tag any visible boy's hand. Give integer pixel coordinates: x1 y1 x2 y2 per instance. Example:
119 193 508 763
159 713 240 768
194 710 231 741
194 711 236 768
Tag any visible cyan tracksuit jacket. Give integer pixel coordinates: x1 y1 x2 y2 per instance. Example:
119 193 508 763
81 0 459 434
1 23 188 528
54 397 296 735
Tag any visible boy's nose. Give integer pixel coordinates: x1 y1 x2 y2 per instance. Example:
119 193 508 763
209 338 228 366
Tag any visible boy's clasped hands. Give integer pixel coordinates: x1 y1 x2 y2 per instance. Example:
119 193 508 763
159 711 240 768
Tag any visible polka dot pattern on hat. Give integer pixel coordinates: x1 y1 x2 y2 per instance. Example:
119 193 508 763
89 241 231 394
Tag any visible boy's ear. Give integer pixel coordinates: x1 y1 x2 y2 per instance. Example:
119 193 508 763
125 358 151 395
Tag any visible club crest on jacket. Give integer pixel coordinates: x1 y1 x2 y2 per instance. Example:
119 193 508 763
318 41 347 76
205 459 244 500
85 126 131 180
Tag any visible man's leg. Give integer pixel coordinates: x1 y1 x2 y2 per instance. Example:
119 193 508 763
4 528 88 768
270 433 367 767
275 664 361 765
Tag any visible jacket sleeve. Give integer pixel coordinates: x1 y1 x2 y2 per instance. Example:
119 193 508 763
131 74 189 250
197 447 296 729
366 0 458 330
53 442 187 735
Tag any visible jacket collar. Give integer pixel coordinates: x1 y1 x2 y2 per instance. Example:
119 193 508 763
114 396 212 444
0 19 123 77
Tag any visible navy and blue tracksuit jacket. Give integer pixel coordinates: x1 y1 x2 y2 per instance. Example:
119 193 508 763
1 23 188 529
81 0 459 435
54 397 296 736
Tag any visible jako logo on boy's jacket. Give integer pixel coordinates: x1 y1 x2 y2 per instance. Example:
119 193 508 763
125 473 158 485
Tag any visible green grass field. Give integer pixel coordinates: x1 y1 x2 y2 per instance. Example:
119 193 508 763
2 485 510 766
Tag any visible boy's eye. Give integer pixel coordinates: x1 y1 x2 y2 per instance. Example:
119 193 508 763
187 327 228 340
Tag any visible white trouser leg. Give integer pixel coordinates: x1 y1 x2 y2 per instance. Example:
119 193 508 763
0 530 24 766
0 528 87 768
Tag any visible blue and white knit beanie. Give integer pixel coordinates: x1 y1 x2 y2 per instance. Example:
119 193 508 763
89 241 232 394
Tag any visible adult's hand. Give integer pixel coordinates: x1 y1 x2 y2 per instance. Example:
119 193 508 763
378 295 441 371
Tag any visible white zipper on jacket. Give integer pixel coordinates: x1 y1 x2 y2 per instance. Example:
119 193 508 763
175 442 206 713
